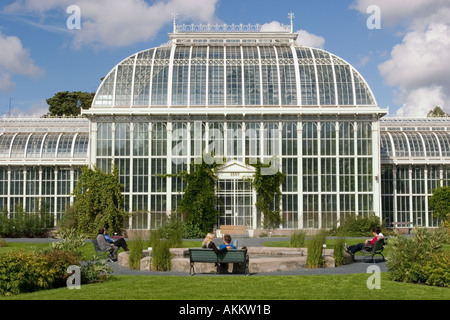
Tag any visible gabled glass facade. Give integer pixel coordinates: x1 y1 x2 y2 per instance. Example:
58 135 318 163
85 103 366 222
85 29 386 232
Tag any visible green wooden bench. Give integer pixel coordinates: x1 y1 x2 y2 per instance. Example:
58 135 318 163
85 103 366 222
360 238 387 263
189 248 249 276
91 239 113 261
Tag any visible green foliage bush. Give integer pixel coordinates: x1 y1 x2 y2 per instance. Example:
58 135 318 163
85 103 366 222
330 213 383 237
0 249 79 296
387 227 449 287
159 217 184 247
0 205 53 238
80 260 113 284
422 250 450 287
290 231 306 248
51 228 88 260
306 230 327 268
0 228 114 296
428 186 450 225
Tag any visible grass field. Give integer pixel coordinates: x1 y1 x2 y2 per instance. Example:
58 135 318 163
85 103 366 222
0 239 448 302
1 273 449 301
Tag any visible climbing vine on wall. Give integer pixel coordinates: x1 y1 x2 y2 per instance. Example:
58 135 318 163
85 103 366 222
177 160 221 238
68 165 128 238
250 158 285 234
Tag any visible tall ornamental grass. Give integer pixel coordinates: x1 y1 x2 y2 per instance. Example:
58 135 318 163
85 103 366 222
149 229 172 271
128 236 145 270
306 230 327 268
290 230 306 247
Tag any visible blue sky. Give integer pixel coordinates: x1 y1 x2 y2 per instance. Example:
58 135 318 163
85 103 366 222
1 0 449 117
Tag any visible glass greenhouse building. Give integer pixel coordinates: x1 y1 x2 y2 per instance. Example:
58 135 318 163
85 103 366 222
1 25 448 233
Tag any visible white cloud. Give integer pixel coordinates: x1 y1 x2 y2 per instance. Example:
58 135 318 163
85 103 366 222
0 73 15 92
296 30 325 49
5 0 219 49
352 0 450 116
261 21 325 49
350 0 449 27
0 32 43 93
8 100 49 118
394 86 447 117
379 23 450 89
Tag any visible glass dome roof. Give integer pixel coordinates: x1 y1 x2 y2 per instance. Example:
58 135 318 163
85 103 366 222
92 33 377 109
380 131 450 158
0 132 89 159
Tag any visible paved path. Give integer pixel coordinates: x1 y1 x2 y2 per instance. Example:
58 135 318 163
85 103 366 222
108 237 388 276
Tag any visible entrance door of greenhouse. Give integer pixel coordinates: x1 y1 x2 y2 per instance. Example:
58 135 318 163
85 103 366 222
216 161 255 228
217 179 253 226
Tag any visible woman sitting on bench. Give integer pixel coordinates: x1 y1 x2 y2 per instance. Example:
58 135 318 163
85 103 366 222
97 227 119 261
202 233 229 273
202 233 228 254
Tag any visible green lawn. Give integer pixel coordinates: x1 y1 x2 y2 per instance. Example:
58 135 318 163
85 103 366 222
0 240 203 260
1 273 448 300
1 239 448 301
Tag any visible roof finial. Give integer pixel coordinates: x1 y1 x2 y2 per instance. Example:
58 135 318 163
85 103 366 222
172 12 178 33
288 12 295 33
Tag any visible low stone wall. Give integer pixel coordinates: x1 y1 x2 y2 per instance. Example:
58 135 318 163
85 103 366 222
117 247 353 273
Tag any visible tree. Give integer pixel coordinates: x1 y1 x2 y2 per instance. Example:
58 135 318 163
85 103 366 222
63 166 128 237
177 160 220 238
45 91 94 117
427 106 448 118
428 186 450 226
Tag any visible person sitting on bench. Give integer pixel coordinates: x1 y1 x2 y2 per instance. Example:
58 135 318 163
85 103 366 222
103 228 129 252
202 233 227 253
97 227 119 261
346 227 384 255
219 234 236 249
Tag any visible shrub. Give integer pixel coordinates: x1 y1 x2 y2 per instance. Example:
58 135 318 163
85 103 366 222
423 251 450 287
306 230 327 268
0 205 53 238
0 249 79 296
387 227 449 285
331 213 383 237
51 228 88 260
182 222 205 239
81 260 113 284
159 217 184 248
290 231 306 248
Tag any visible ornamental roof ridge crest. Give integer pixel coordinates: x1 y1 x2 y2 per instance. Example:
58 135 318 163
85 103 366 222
174 22 292 33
